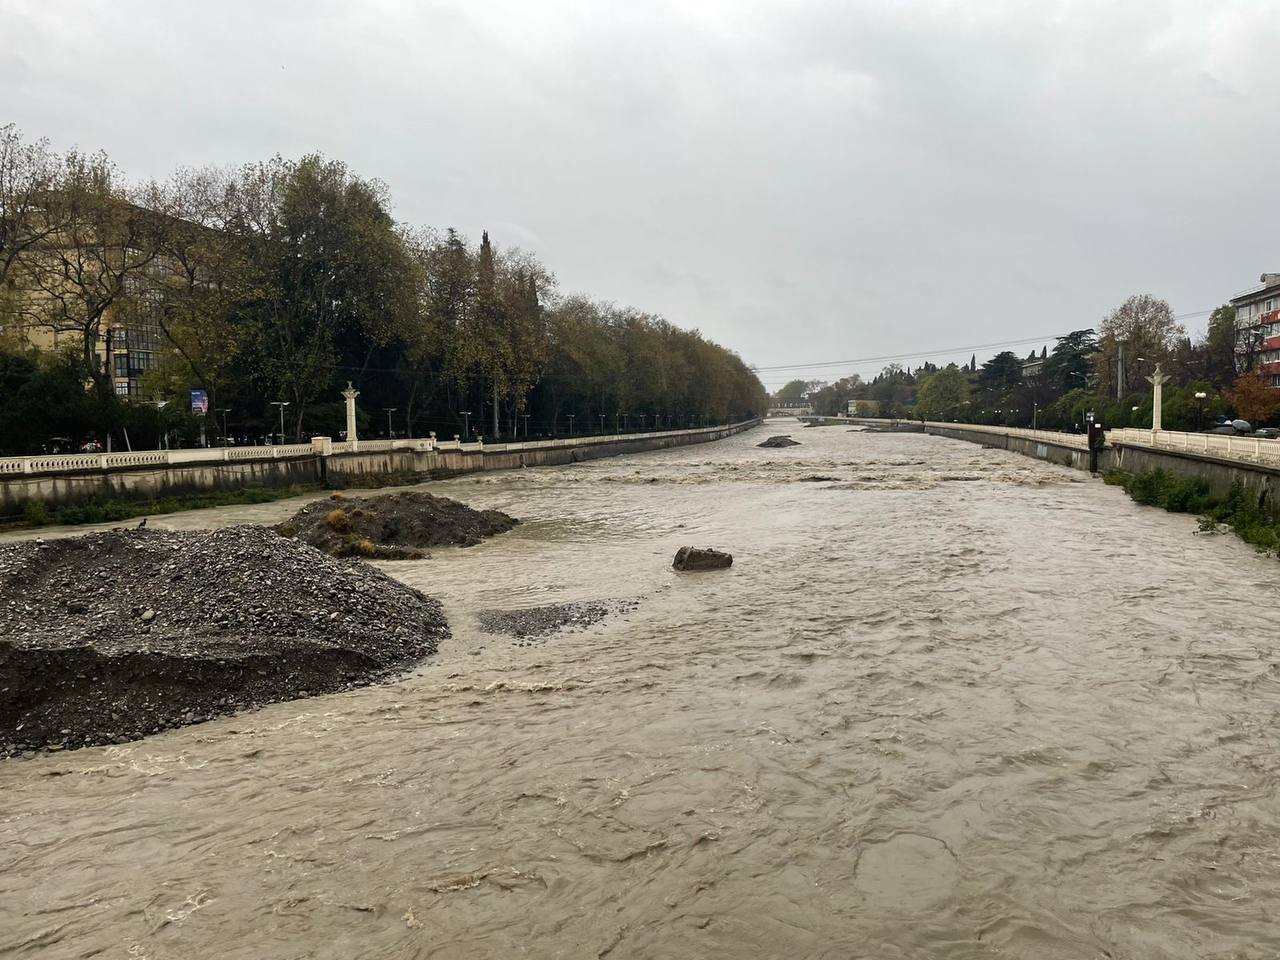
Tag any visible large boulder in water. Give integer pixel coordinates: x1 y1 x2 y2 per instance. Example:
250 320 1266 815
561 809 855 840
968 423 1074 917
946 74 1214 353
673 546 733 571
758 435 801 448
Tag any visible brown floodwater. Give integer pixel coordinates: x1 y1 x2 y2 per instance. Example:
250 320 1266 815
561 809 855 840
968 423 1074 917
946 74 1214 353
3 420 1280 959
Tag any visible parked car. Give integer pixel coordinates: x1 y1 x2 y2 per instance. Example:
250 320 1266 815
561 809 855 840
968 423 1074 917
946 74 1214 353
1206 425 1238 435
1254 427 1280 439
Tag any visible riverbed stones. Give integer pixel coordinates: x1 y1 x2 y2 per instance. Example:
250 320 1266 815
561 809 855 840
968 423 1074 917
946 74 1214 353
477 599 640 645
0 526 449 756
673 547 733 571
757 435 801 448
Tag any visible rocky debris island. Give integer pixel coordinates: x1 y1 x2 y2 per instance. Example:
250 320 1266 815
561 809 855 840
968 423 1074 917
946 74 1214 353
477 599 640 647
757 435 801 448
673 547 734 571
0 526 449 756
277 491 519 560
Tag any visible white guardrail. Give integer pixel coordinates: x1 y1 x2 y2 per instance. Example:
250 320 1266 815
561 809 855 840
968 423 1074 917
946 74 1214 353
844 415 1280 466
0 421 756 478
1105 427 1280 466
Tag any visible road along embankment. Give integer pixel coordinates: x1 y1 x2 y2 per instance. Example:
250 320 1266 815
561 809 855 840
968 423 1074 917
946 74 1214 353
0 419 761 519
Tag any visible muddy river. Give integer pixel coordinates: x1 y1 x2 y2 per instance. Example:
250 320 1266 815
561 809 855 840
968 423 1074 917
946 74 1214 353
3 420 1280 958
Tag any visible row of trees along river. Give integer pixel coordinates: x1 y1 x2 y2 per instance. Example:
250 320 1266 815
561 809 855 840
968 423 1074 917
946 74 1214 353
790 294 1278 432
0 124 766 454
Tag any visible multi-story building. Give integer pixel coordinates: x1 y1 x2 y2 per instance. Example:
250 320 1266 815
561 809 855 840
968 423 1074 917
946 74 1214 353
2 198 170 398
1232 272 1280 386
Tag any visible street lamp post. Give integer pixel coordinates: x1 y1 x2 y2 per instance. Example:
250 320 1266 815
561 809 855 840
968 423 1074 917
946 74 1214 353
383 408 397 439
459 410 472 439
521 413 531 437
217 408 230 446
1195 391 1207 432
599 413 606 435
270 401 290 444
567 414 575 436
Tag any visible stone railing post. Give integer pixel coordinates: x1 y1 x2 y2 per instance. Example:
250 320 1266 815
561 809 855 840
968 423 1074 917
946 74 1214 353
341 381 360 452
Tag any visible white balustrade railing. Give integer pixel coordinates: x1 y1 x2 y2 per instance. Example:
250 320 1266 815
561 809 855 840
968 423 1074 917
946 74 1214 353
0 419 759 478
1106 427 1280 465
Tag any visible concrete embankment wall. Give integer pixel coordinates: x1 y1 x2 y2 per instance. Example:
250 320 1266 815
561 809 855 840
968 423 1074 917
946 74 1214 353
921 422 1280 518
0 420 760 517
325 423 751 483
925 424 1095 471
0 458 324 518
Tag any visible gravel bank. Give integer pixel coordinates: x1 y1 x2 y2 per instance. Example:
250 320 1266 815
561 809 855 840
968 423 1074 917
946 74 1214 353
0 526 449 756
477 600 640 646
277 491 519 559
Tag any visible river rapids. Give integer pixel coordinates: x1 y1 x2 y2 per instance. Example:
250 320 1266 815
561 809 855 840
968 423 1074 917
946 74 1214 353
3 420 1279 959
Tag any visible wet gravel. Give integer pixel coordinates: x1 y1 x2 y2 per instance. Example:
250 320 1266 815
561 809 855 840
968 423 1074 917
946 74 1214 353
477 600 640 646
0 526 449 756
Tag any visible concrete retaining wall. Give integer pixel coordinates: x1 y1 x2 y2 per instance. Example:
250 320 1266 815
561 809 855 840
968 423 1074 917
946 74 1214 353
926 424 1095 471
0 457 324 519
0 420 760 518
923 422 1280 518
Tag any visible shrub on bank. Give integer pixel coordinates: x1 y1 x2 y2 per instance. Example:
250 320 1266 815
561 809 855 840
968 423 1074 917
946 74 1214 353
15 485 322 528
1105 469 1280 554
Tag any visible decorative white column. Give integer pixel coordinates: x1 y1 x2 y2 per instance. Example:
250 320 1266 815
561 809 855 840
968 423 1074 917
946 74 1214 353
1147 364 1169 432
342 381 360 451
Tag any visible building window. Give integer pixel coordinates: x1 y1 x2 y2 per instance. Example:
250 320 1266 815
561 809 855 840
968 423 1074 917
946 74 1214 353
113 380 129 396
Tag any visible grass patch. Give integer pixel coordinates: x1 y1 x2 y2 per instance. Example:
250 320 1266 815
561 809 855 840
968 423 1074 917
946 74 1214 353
324 509 351 532
1105 469 1280 554
17 484 323 528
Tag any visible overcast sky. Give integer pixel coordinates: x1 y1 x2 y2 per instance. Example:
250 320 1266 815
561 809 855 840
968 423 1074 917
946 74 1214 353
3 0 1278 388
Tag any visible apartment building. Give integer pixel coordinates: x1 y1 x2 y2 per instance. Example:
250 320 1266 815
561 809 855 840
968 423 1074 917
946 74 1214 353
1231 272 1280 386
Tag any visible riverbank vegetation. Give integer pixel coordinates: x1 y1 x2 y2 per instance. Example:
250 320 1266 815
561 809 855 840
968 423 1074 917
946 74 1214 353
0 125 766 455
797 295 1266 433
19 484 321 528
1105 469 1280 554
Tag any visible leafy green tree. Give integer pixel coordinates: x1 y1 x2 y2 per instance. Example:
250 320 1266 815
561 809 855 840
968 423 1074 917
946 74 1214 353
1202 305 1238 388
230 155 416 438
915 366 970 420
775 379 811 401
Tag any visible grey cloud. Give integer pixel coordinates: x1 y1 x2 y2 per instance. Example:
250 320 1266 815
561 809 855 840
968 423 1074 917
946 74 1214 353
2 0 1277 376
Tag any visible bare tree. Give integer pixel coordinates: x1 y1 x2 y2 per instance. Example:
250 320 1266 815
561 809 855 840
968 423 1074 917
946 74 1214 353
16 149 163 396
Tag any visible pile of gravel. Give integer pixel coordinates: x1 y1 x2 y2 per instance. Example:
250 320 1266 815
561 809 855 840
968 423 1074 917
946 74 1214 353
277 491 519 559
0 526 449 756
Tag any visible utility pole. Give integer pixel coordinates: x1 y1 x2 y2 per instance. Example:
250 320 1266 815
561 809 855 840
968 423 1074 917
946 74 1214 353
1117 341 1125 401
